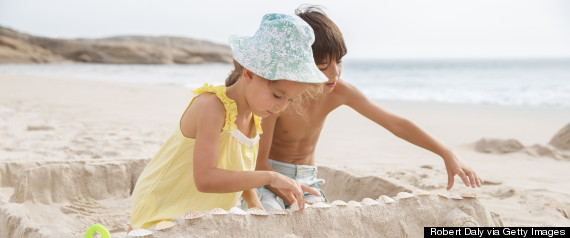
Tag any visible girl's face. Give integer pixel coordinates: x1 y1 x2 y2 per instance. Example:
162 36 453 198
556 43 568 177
317 57 343 93
245 72 309 118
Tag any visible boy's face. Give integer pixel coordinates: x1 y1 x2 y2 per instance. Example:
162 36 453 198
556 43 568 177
317 57 343 93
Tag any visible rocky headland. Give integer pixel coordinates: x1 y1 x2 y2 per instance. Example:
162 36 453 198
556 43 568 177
0 26 232 64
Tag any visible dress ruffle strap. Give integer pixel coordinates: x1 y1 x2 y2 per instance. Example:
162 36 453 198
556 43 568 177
191 84 263 135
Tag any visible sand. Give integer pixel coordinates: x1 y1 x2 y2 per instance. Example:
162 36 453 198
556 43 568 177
1 73 569 237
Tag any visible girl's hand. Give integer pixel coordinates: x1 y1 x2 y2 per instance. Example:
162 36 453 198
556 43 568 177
443 150 483 190
268 172 320 212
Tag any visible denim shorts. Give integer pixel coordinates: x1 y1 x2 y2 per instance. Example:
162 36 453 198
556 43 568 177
241 159 327 210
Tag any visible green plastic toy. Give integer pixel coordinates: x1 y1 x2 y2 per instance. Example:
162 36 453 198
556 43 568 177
84 224 110 238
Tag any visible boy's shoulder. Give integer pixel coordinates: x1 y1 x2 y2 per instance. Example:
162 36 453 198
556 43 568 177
331 80 363 101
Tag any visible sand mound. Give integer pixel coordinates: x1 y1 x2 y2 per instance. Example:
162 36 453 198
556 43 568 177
148 193 498 237
0 159 149 238
549 123 570 150
474 138 524 154
475 129 570 160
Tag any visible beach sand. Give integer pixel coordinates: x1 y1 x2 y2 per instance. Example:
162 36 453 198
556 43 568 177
1 74 569 237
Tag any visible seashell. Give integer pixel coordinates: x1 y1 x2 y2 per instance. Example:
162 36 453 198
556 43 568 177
460 192 478 199
155 220 175 231
331 200 349 206
248 208 270 216
361 198 380 206
377 195 395 204
412 190 431 196
311 202 332 209
436 192 449 199
127 229 153 237
269 209 288 215
396 192 416 199
210 208 229 215
347 200 363 207
229 207 248 215
183 210 204 220
448 193 463 200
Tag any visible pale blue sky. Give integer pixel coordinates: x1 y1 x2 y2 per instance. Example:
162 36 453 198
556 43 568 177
1 0 569 59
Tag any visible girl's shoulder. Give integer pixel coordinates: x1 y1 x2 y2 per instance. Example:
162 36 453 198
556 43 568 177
181 93 226 138
189 84 238 132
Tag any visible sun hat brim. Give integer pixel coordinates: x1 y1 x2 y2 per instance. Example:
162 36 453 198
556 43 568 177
229 35 328 84
227 14 329 84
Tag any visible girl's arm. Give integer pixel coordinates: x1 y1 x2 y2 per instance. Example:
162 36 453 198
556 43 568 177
341 82 483 189
186 95 311 210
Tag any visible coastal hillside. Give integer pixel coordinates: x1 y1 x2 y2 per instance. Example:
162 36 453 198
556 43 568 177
0 26 232 64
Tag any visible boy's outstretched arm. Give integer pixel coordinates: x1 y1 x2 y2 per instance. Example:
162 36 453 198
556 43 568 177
341 82 483 189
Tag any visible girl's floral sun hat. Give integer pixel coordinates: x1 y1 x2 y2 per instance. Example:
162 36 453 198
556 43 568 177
228 13 328 84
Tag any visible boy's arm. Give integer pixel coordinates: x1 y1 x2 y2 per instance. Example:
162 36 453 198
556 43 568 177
341 81 483 190
256 115 295 205
256 115 320 205
256 115 277 172
241 189 263 210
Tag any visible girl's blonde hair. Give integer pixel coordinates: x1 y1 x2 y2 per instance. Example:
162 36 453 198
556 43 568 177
225 59 322 120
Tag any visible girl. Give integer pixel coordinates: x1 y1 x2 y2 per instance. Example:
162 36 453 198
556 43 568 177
130 13 328 229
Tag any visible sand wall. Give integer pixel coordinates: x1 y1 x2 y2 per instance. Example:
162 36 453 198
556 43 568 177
150 194 498 238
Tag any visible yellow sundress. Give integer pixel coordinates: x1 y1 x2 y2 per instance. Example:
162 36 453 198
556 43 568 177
130 84 262 229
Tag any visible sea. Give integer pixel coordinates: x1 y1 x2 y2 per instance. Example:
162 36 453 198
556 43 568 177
1 58 569 107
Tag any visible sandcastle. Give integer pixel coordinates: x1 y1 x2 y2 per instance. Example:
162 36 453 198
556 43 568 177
0 159 500 238
130 191 497 238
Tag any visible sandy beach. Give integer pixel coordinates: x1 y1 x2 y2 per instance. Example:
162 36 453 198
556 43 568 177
1 73 569 237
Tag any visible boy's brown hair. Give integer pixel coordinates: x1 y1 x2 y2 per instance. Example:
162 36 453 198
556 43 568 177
295 5 347 64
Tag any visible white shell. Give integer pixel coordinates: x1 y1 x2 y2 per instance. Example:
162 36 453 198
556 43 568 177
210 208 229 215
347 200 363 207
448 193 463 200
248 208 270 216
396 192 416 199
311 202 332 208
127 229 153 237
269 209 288 215
229 207 248 215
183 210 204 220
331 200 349 206
377 195 395 204
436 192 449 199
155 220 175 231
361 198 380 206
460 192 478 198
412 190 431 196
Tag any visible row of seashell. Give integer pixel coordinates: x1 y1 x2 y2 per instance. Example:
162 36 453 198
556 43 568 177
127 190 477 237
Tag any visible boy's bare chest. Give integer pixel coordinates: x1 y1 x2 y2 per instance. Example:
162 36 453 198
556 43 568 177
276 99 339 141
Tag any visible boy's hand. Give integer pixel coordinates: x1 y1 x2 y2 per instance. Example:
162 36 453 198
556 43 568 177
443 151 483 190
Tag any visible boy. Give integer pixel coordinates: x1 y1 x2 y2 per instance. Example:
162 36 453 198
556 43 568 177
254 6 483 210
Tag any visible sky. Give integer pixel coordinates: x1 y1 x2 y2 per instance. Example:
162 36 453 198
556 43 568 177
1 0 570 60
